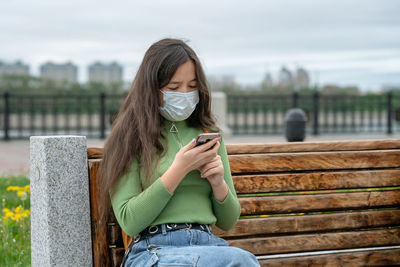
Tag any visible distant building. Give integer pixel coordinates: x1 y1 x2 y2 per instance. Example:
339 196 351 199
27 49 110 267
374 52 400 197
261 72 273 88
88 61 123 84
40 61 78 83
294 67 310 89
208 74 236 91
382 84 400 92
0 60 29 76
278 66 293 88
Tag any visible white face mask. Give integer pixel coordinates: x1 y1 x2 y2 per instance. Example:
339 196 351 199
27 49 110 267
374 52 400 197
159 90 200 121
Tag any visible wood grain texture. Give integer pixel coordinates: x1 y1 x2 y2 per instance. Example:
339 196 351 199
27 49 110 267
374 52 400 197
88 159 111 267
122 230 132 251
111 248 124 267
229 150 400 173
87 139 400 158
87 138 400 266
228 228 400 255
258 248 400 267
109 224 122 245
233 169 400 193
87 147 103 159
212 209 400 238
226 139 400 154
239 190 400 215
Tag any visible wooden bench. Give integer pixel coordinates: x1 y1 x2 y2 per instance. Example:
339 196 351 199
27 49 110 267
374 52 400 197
87 139 400 266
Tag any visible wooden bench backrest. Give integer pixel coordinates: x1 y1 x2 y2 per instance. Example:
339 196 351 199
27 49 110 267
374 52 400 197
88 139 400 267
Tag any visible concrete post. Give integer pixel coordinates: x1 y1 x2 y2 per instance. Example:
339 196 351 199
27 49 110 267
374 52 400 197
30 136 93 267
211 92 231 138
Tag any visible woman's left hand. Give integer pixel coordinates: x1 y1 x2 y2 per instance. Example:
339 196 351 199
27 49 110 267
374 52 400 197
198 155 229 202
198 155 224 187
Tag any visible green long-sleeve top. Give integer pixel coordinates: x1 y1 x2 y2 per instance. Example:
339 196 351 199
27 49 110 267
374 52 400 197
109 119 241 237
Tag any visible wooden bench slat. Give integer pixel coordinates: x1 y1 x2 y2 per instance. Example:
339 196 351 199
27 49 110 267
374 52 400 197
258 248 400 267
233 169 400 193
87 140 400 266
239 190 400 215
229 150 400 173
88 160 112 267
109 224 123 245
111 248 124 267
88 140 400 158
213 209 400 238
228 228 400 255
226 139 400 154
87 147 103 159
88 160 101 221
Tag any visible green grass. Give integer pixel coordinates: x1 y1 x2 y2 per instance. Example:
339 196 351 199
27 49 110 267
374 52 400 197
0 175 31 267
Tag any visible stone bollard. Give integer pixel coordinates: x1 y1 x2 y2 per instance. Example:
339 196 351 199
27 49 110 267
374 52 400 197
211 92 231 138
30 136 93 267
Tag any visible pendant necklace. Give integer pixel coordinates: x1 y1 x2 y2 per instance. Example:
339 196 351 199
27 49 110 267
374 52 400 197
170 122 183 148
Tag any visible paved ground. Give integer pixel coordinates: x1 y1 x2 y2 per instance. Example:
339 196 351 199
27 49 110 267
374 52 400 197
1 133 399 178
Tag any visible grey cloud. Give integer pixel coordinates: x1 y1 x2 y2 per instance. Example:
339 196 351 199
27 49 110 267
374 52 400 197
0 0 399 90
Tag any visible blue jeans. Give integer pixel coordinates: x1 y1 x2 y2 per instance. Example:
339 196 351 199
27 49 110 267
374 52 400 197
125 225 260 267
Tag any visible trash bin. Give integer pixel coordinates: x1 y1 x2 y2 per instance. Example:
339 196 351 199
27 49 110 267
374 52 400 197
284 108 307 142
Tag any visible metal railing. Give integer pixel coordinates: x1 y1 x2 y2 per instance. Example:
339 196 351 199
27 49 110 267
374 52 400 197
1 91 399 140
227 92 400 135
0 91 127 140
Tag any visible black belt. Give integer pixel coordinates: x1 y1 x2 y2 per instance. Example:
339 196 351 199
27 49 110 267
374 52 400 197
135 223 210 243
120 223 211 267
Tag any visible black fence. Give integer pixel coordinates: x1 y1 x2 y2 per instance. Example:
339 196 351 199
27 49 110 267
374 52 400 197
227 92 400 135
0 91 126 140
1 91 400 140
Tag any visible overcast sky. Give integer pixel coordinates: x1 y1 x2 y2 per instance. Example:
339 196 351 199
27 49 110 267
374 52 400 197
1 0 399 92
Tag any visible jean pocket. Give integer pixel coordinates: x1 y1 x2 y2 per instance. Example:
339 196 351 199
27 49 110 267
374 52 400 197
155 252 200 267
125 250 157 267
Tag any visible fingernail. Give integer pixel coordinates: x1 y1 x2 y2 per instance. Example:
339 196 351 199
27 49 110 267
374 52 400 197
217 137 221 141
191 138 196 144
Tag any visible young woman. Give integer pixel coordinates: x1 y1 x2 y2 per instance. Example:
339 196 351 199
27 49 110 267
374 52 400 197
98 38 260 267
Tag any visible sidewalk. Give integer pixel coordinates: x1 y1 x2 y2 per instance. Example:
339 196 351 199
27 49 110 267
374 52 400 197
1 133 399 178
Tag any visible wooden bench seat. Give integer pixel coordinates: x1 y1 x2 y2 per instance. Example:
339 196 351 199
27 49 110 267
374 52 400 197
87 139 400 266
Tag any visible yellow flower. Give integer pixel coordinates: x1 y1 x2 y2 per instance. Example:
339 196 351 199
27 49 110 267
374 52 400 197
2 204 30 221
12 213 22 221
5 211 14 217
15 205 23 213
22 210 30 218
17 191 28 200
3 211 14 221
6 185 30 193
7 186 18 191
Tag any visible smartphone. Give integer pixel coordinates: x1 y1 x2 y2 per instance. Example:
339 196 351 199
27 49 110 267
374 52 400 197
195 133 221 147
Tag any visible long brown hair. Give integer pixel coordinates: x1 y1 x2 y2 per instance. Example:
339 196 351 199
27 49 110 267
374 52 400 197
98 38 218 228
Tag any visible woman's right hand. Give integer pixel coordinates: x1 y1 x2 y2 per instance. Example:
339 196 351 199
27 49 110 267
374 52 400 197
173 137 221 175
160 137 220 194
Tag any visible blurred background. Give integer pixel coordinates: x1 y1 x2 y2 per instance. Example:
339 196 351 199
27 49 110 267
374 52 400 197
1 0 400 175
